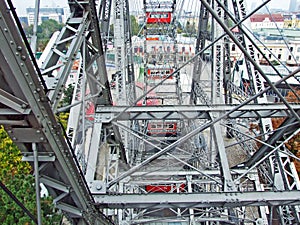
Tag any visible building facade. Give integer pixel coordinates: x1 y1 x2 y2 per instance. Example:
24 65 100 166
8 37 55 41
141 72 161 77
250 14 284 29
25 7 69 26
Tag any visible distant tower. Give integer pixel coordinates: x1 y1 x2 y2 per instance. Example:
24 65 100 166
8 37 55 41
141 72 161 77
289 0 297 12
297 2 300 11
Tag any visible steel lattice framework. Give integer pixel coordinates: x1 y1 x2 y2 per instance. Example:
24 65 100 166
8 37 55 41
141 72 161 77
0 0 300 224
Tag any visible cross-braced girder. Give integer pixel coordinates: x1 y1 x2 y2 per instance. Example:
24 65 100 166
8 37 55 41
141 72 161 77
1 0 300 224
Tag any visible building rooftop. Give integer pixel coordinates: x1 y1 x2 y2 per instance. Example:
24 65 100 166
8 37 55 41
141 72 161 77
250 14 284 23
26 7 64 15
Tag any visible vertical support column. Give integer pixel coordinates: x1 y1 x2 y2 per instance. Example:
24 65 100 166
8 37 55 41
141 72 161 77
252 173 269 224
211 0 224 105
30 0 40 55
85 114 103 182
190 0 211 105
33 143 42 225
118 182 125 224
114 0 127 105
187 175 195 225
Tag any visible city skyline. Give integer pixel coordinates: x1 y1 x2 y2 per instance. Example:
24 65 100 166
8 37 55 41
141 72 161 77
12 0 68 15
12 0 291 16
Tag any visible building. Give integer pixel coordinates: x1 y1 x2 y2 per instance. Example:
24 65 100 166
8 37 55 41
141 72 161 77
250 14 284 30
231 28 300 66
283 13 300 28
25 7 69 26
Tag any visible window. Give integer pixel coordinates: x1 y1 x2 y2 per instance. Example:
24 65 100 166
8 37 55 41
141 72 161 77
166 123 174 129
231 44 236 51
157 124 162 129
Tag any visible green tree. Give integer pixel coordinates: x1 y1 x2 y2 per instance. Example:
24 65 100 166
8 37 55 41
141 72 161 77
37 19 62 41
177 22 183 34
61 84 75 108
0 127 62 224
130 15 140 36
24 19 63 51
109 24 114 37
23 24 33 37
56 84 74 130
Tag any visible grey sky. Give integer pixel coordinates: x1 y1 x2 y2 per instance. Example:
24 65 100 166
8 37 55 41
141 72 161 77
12 0 68 15
248 0 289 10
12 0 290 16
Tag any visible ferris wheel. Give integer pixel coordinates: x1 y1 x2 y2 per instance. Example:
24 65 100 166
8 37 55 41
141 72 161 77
0 0 300 224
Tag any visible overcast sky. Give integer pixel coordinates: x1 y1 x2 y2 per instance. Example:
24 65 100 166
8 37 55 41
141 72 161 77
11 0 289 15
248 0 290 10
12 0 68 15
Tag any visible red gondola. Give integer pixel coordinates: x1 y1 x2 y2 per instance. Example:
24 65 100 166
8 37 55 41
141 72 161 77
146 12 172 24
147 68 174 80
146 37 160 41
146 184 185 193
146 121 178 137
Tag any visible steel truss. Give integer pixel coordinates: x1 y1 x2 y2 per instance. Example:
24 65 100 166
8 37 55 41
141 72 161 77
0 0 112 224
0 0 300 225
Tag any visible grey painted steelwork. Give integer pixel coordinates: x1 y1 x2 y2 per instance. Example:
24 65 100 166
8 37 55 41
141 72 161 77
0 0 300 224
95 104 300 120
0 1 112 224
99 0 113 50
94 190 300 208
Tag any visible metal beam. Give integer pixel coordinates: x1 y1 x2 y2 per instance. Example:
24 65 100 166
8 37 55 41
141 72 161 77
94 190 300 209
246 114 300 167
199 0 300 123
0 2 112 224
96 104 300 121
